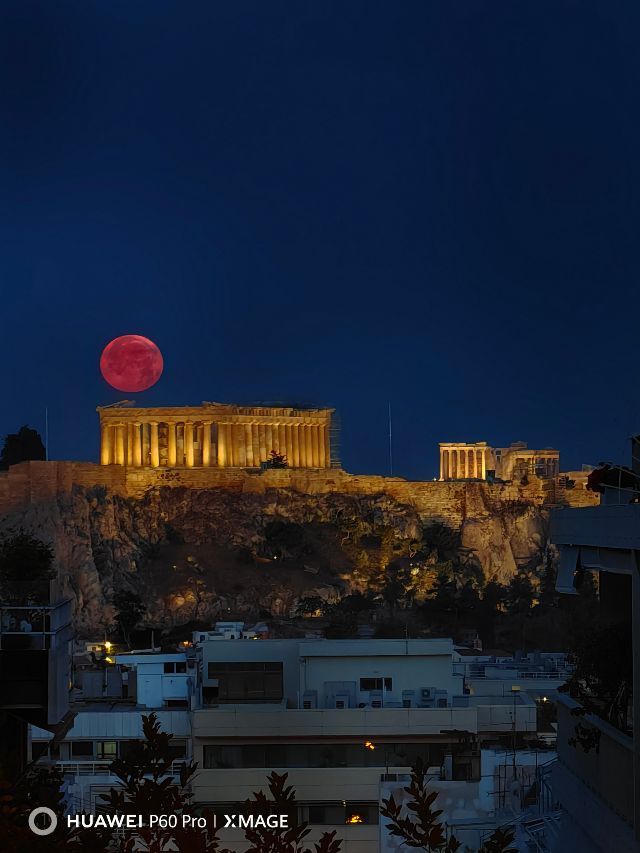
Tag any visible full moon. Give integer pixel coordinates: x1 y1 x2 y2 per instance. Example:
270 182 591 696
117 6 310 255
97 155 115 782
100 335 164 392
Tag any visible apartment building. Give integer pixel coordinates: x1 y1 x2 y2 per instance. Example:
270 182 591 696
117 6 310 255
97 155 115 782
191 637 537 852
550 438 640 853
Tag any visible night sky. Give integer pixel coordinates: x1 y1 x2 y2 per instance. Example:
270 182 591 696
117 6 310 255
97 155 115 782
1 2 639 480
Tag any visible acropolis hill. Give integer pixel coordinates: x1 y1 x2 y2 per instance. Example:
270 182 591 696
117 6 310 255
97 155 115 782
0 402 598 633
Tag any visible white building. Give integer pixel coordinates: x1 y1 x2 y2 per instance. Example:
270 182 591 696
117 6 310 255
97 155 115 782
454 649 573 703
30 636 544 851
550 440 640 853
30 652 195 814
191 638 538 852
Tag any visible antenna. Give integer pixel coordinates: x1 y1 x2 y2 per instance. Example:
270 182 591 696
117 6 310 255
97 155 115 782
388 401 393 477
45 407 49 461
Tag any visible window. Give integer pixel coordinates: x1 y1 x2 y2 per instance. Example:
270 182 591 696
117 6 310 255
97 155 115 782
165 699 189 708
206 662 283 701
360 677 392 691
96 741 117 760
301 803 379 826
202 742 433 770
167 740 188 761
163 661 187 674
71 741 93 758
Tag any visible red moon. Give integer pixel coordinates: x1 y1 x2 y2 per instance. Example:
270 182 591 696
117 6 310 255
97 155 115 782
100 335 163 392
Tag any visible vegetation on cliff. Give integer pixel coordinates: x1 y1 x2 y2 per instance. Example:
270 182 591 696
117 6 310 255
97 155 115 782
0 483 584 651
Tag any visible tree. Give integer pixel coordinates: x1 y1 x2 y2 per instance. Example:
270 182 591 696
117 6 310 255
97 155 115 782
380 760 516 853
78 714 342 853
112 589 147 649
244 771 341 853
562 617 632 731
505 572 535 617
73 713 229 853
295 596 326 618
0 532 55 604
378 561 412 615
0 426 46 470
0 765 71 852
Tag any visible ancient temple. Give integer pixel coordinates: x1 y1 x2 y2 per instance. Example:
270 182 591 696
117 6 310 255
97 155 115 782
439 440 560 482
98 403 335 469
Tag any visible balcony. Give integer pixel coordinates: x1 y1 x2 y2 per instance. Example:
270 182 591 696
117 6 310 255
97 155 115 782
554 694 637 852
53 758 188 777
551 504 640 552
0 600 73 727
193 706 479 739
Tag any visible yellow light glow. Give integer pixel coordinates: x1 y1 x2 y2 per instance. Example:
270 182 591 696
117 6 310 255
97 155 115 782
346 814 364 824
105 656 114 664
364 741 376 751
104 641 112 651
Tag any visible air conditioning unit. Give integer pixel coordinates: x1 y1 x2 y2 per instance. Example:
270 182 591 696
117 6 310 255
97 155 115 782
302 690 317 710
370 690 383 708
402 690 415 708
420 687 435 701
334 693 349 709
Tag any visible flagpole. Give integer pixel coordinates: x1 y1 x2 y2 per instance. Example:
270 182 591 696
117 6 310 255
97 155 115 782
45 407 49 461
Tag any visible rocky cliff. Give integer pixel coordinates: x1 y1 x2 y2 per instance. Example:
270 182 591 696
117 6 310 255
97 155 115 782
0 475 594 636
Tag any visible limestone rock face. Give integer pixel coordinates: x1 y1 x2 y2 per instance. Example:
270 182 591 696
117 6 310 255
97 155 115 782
0 483 573 634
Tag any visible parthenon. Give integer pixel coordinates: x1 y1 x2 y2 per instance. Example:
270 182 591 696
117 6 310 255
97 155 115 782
98 403 334 469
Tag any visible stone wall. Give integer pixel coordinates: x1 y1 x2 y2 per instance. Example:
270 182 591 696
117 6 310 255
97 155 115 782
0 460 598 521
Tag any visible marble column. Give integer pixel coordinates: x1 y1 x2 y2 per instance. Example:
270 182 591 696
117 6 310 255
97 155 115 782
311 425 320 467
202 422 212 466
150 422 160 468
291 425 300 467
251 424 260 466
285 424 294 465
126 423 133 465
100 423 111 465
318 425 326 468
185 422 195 467
244 424 253 466
132 423 142 467
305 425 314 467
481 449 487 480
115 424 125 466
236 424 246 466
296 425 304 466
324 424 331 468
167 423 177 466
217 424 227 467
258 424 267 464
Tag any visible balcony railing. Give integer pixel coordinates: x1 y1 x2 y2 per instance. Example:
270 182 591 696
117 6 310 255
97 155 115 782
453 663 573 681
556 694 633 826
54 759 188 777
0 600 72 650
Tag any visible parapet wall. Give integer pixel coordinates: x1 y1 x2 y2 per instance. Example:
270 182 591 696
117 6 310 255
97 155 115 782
0 460 599 524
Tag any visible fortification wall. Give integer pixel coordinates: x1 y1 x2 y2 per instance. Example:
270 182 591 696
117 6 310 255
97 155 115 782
0 460 598 521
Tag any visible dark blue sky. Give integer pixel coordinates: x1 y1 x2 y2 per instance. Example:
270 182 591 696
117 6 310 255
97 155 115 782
1 2 639 479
